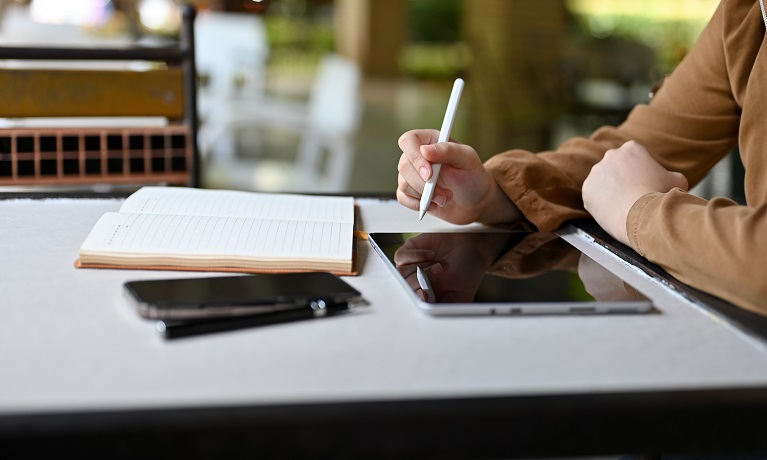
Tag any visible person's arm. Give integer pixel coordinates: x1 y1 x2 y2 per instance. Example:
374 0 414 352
629 189 767 315
486 0 740 232
583 0 767 315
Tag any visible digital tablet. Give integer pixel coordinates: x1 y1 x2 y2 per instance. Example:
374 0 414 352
368 231 653 316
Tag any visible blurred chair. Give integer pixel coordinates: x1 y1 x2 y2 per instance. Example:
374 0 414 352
200 53 361 193
0 5 199 189
0 0 131 47
194 9 269 121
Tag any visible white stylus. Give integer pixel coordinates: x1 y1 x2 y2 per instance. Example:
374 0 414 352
419 78 465 220
416 266 436 303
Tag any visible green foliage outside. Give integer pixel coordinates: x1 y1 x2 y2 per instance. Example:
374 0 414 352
565 0 715 76
400 0 463 80
262 0 336 82
569 13 709 77
259 0 711 82
407 0 461 43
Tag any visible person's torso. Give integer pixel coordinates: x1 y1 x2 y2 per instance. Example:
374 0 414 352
727 0 767 205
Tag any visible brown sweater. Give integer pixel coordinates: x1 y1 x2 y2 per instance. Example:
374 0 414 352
485 0 767 315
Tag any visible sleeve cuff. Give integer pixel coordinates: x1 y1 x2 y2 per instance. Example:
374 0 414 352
626 191 664 256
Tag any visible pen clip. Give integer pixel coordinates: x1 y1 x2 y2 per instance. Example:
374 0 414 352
310 299 328 317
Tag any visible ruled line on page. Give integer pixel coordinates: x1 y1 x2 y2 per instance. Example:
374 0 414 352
82 213 353 261
118 187 354 223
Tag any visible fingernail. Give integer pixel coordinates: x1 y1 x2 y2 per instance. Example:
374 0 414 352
433 194 446 207
419 167 430 181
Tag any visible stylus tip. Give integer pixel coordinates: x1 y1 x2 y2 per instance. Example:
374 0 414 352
419 209 426 220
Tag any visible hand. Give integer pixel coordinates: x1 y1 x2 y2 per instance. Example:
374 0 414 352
394 233 504 302
396 129 521 225
582 141 688 246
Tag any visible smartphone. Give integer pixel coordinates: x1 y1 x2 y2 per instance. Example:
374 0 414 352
123 272 362 320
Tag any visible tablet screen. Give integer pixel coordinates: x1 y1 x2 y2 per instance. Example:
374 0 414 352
368 231 652 315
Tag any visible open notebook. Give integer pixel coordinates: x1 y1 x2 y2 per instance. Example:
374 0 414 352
75 186 358 275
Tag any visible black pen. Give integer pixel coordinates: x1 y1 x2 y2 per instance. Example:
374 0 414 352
157 300 352 339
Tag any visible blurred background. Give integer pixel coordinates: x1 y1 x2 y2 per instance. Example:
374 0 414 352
1 0 733 198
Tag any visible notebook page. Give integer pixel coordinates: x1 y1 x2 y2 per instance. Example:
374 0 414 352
119 187 354 224
80 212 353 263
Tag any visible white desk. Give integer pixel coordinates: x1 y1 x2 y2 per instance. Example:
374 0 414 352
2 196 767 457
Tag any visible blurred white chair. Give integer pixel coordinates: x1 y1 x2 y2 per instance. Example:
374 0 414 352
194 10 269 120
0 1 131 47
200 53 362 193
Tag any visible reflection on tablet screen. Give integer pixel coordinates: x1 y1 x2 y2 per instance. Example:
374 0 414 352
369 232 651 313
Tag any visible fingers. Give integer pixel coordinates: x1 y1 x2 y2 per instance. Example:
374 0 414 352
396 172 448 213
398 129 440 149
422 142 482 171
397 154 423 194
398 263 432 297
396 131 457 210
398 129 440 180
394 248 435 266
396 129 485 219
398 129 477 181
396 172 422 211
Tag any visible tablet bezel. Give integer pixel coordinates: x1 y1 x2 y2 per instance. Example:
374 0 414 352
368 231 653 316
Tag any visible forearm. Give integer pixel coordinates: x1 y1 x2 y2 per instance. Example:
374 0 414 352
483 128 628 231
628 190 767 316
476 179 522 225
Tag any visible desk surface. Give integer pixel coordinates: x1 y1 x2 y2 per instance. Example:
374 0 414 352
2 196 767 457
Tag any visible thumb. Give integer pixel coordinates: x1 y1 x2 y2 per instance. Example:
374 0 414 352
420 142 480 173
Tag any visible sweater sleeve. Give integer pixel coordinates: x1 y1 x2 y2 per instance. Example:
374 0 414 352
627 0 767 315
487 1 767 314
484 0 740 233
628 191 767 315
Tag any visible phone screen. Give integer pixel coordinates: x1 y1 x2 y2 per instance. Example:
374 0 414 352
124 272 361 320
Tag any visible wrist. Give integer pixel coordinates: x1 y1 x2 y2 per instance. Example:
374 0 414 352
477 180 522 225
